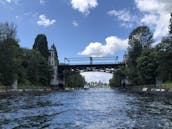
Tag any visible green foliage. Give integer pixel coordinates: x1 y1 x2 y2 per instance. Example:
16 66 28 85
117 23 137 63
161 82 172 89
137 48 158 84
128 26 153 48
18 34 52 87
33 34 49 59
127 26 153 85
0 22 17 41
169 13 172 34
19 49 52 86
0 23 19 86
109 67 126 87
65 70 86 88
128 26 153 67
156 36 172 81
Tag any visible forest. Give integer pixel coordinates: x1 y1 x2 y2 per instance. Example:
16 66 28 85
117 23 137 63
110 13 172 87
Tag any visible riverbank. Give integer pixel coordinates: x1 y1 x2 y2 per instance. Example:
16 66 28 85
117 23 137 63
0 88 53 95
124 86 172 96
0 85 79 95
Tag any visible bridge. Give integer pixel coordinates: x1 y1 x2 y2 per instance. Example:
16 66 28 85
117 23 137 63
59 57 125 73
48 45 126 88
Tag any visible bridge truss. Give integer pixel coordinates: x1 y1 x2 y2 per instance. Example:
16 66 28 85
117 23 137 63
59 56 125 73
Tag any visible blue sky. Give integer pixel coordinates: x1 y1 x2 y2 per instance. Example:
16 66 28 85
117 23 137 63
0 0 172 82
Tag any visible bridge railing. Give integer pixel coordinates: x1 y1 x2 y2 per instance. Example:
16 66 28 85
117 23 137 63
63 56 124 65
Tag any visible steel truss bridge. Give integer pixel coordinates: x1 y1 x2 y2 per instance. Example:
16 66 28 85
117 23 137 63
59 56 125 73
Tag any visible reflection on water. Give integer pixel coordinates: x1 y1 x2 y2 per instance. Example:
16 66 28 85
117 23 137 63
0 88 172 129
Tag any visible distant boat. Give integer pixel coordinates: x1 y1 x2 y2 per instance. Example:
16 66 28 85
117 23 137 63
84 85 89 90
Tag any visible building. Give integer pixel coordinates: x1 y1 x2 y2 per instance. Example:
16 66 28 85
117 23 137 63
48 44 59 86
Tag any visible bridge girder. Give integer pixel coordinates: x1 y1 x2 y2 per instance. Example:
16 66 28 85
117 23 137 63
58 63 125 73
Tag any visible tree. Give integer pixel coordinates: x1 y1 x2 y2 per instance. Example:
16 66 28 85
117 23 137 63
109 67 126 87
65 70 86 88
0 38 19 86
137 48 158 84
0 22 17 41
156 36 172 82
18 48 52 86
26 50 52 85
169 13 172 34
0 23 19 86
128 26 153 48
33 34 49 59
127 26 153 85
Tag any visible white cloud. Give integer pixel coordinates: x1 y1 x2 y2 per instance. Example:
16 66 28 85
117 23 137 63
70 0 98 15
79 36 128 57
72 20 79 27
0 0 19 4
135 0 172 39
24 12 39 18
108 9 137 28
141 14 158 26
15 15 19 19
37 14 56 27
40 0 45 5
108 10 132 22
81 72 112 83
6 0 11 3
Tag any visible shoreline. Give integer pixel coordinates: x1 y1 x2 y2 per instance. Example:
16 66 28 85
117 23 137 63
0 88 54 95
0 87 78 95
1 86 172 96
123 86 172 96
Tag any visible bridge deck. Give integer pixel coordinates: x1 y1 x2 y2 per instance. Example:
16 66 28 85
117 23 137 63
59 63 125 70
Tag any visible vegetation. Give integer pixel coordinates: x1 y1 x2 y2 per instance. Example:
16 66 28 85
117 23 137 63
0 23 51 87
137 48 158 84
127 26 153 85
65 70 86 88
0 23 85 88
110 13 172 88
109 66 126 87
33 34 49 59
169 13 172 34
18 48 52 86
0 23 19 86
156 35 172 82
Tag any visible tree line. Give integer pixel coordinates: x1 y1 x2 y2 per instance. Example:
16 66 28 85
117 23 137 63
110 13 172 87
0 23 85 88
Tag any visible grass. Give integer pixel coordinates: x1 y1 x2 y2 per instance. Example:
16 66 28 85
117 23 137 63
132 82 172 89
17 80 50 89
18 84 48 89
161 82 172 89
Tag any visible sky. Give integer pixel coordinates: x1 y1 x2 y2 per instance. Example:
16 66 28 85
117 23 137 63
0 0 172 83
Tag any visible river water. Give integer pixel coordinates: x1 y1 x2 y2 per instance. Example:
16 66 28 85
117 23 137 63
0 88 172 129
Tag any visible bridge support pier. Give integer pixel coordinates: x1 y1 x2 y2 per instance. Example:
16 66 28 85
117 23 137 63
57 69 65 89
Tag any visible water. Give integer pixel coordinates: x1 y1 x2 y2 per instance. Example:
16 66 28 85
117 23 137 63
0 88 172 129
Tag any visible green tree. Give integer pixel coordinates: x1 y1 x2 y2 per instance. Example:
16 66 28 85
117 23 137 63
17 48 30 84
18 49 52 86
128 26 153 48
109 67 126 87
26 50 52 85
0 22 17 41
33 34 49 59
65 70 86 88
127 26 153 85
137 48 158 84
0 38 19 86
0 23 19 86
169 13 172 34
156 36 172 82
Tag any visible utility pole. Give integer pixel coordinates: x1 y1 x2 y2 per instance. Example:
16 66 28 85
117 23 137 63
90 57 93 65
